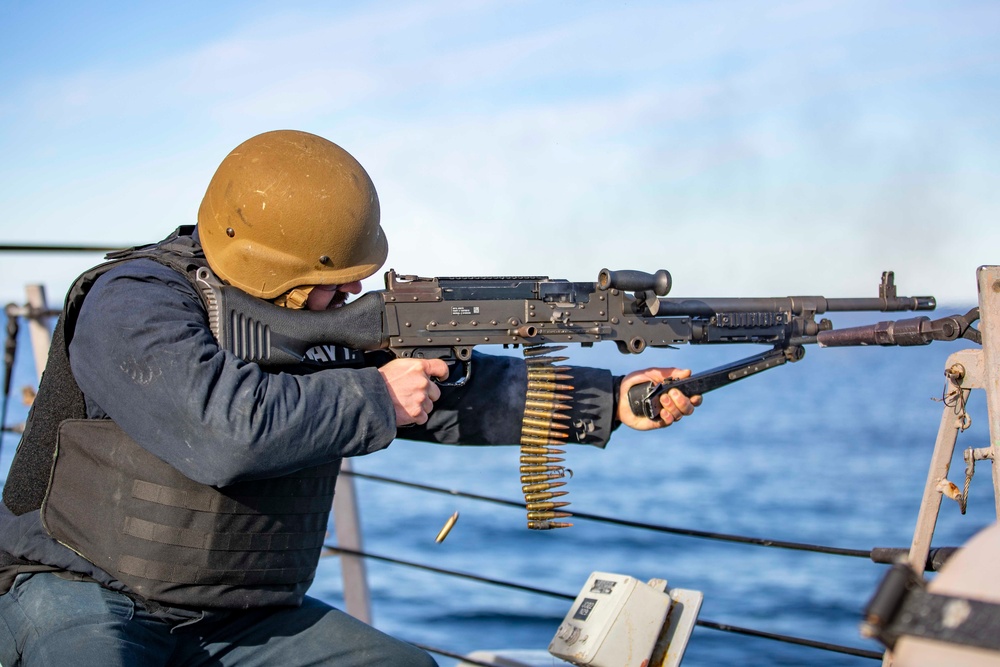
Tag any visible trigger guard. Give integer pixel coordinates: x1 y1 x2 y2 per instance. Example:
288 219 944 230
437 361 472 387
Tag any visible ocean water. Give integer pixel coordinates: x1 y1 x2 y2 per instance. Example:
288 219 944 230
1 308 993 666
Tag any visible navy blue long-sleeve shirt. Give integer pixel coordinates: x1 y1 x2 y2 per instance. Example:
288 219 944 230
68 259 615 485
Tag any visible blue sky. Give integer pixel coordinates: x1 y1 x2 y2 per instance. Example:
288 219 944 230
1 0 998 305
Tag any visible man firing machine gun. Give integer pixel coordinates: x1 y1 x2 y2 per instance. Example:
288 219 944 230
0 129 973 667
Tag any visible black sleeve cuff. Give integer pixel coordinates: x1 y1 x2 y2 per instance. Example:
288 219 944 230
563 365 616 449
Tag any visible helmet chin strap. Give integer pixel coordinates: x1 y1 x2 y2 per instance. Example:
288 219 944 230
272 286 313 310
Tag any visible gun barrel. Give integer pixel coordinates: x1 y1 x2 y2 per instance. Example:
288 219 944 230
657 295 935 317
824 296 936 312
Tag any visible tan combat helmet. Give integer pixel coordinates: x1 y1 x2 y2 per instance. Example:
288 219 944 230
198 130 387 299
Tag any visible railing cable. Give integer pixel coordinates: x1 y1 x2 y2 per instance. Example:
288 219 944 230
0 243 127 253
343 469 871 558
324 545 882 661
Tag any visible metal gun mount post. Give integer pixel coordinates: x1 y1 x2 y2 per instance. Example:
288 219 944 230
24 285 52 381
332 458 372 624
882 266 1000 667
2 287 53 441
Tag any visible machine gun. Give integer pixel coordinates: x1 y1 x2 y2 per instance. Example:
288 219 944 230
197 267 953 529
196 267 946 415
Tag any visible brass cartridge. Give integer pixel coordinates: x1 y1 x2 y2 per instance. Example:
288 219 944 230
520 435 569 447
521 480 567 494
519 446 566 456
527 381 574 392
523 490 568 502
525 390 573 402
520 417 569 430
525 355 570 366
523 408 571 421
520 471 566 484
519 426 569 439
519 464 565 474
527 511 572 521
526 371 573 382
527 520 573 530
525 501 570 511
519 455 565 464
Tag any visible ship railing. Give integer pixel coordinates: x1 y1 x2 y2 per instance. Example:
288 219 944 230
0 280 892 664
330 467 888 662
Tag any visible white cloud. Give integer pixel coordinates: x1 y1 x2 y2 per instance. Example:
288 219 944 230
1 0 998 306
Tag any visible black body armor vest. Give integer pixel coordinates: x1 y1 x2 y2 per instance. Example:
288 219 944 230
3 227 343 609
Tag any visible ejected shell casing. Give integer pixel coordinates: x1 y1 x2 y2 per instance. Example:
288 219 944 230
520 426 569 440
527 520 573 530
527 511 573 521
523 490 569 502
520 471 566 484
527 381 574 392
520 455 564 464
521 417 569 430
520 436 570 447
434 512 459 543
519 446 566 455
525 390 573 402
526 501 570 511
523 345 568 357
525 356 570 366
522 480 567 494
524 400 572 412
519 464 565 474
523 408 571 421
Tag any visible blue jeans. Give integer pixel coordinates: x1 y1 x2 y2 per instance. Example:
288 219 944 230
0 573 437 666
